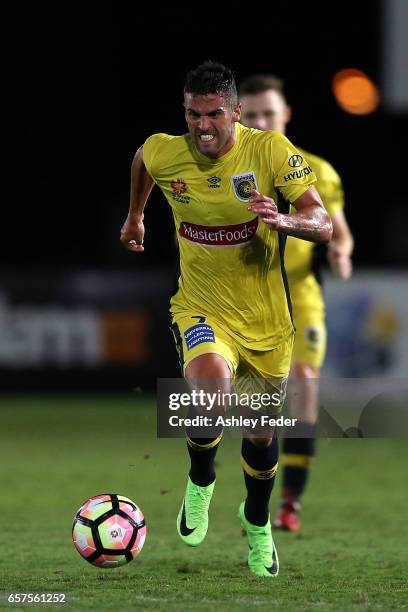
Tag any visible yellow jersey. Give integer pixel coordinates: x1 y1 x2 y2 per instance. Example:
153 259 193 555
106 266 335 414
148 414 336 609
142 123 317 350
285 147 344 311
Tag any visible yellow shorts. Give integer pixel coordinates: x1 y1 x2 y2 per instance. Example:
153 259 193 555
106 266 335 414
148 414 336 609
170 311 294 414
291 306 327 369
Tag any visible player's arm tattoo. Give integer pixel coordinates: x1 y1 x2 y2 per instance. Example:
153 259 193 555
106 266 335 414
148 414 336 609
278 205 332 243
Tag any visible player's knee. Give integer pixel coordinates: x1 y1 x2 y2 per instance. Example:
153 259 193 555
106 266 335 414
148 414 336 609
291 362 320 380
248 435 273 448
185 353 231 416
185 353 231 381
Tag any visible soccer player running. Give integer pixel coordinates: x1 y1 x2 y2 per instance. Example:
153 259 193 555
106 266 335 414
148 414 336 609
120 62 332 577
239 74 354 532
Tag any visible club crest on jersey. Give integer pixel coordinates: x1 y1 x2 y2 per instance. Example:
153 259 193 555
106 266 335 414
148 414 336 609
231 171 258 202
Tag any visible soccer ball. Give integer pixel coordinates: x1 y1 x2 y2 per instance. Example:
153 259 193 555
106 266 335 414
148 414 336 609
72 493 146 568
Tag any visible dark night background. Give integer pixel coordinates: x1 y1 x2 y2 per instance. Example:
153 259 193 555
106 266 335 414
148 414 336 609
6 1 403 273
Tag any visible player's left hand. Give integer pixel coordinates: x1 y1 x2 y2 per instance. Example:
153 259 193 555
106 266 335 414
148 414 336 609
327 243 353 279
247 190 281 230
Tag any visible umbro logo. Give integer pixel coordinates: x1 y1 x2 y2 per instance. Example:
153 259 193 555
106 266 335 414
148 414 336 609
207 176 221 189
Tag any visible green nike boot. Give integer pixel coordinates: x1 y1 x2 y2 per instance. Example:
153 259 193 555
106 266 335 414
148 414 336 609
177 478 215 546
238 501 279 577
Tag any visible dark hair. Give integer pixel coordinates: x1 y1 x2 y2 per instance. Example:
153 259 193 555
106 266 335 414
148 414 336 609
184 61 238 108
238 74 287 103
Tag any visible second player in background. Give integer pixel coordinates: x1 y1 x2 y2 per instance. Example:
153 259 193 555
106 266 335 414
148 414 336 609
239 74 354 532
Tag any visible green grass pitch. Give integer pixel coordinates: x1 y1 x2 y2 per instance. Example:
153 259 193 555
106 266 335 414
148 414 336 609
0 396 407 611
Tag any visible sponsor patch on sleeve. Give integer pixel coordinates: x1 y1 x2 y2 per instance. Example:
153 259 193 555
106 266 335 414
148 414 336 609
184 324 215 351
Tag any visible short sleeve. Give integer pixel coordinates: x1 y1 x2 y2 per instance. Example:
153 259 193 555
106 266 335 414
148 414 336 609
142 134 162 179
272 133 317 203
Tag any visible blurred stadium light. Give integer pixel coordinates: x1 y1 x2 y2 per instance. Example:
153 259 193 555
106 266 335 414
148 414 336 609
332 69 379 115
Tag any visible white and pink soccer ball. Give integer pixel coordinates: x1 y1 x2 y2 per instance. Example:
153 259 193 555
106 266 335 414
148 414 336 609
72 494 146 568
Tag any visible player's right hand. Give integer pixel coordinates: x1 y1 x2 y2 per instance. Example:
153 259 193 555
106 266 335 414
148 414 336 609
120 215 145 252
247 190 280 229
